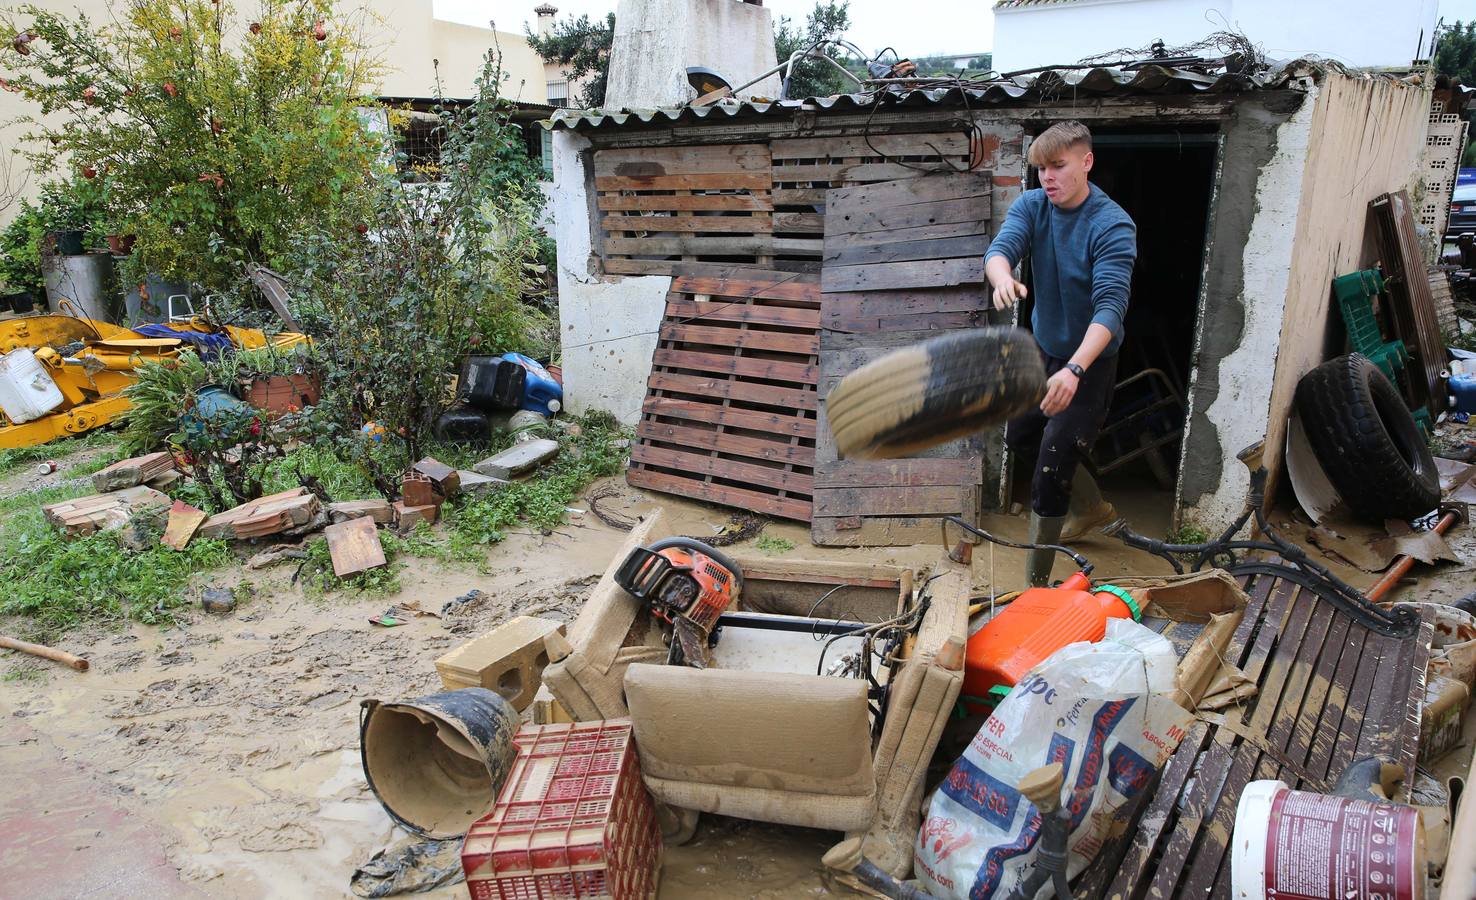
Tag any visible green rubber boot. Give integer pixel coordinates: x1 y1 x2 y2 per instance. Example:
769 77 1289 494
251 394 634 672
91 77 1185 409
1026 513 1066 587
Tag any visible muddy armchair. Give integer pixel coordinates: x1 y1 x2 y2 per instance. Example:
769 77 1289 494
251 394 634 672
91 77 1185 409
539 507 969 878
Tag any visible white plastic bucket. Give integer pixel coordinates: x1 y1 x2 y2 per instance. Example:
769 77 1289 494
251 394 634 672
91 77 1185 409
1232 779 1425 900
0 347 65 424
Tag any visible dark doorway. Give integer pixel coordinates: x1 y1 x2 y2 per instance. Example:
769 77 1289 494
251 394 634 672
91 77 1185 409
1009 127 1220 534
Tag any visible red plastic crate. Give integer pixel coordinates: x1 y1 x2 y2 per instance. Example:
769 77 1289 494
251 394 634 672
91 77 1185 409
461 720 661 900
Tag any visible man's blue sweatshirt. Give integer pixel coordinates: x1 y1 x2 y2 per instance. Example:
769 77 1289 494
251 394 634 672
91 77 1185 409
985 185 1137 360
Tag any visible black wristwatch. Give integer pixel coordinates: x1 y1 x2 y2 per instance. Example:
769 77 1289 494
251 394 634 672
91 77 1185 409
1064 362 1086 378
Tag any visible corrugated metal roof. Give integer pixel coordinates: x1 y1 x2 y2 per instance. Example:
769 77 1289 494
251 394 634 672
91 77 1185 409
547 63 1297 131
993 0 1082 8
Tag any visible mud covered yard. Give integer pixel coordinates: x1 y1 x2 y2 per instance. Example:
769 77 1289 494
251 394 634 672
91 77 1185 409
3 454 1475 899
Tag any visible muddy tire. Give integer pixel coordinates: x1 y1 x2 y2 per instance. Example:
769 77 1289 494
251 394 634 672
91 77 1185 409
826 326 1046 459
1293 353 1440 521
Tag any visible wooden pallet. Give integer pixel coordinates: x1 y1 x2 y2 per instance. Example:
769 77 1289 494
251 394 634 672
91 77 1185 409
1075 569 1434 899
626 270 821 522
1373 190 1448 414
771 132 972 271
595 144 775 277
812 172 994 546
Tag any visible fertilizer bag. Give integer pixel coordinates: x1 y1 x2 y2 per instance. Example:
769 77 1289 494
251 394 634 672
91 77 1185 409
915 619 1193 899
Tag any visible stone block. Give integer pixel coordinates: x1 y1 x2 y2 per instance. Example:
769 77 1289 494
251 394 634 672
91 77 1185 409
472 438 559 480
392 500 438 534
435 616 566 711
328 499 394 525
456 469 508 498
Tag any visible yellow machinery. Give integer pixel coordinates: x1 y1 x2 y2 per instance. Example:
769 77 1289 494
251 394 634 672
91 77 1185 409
0 314 308 449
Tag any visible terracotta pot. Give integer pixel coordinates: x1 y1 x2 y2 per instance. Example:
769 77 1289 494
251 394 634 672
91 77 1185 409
106 234 136 255
243 372 320 416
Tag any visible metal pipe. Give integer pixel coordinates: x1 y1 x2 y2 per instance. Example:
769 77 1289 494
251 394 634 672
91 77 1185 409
1367 510 1462 604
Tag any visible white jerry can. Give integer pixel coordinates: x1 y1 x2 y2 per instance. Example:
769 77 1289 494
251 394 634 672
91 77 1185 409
0 347 66 424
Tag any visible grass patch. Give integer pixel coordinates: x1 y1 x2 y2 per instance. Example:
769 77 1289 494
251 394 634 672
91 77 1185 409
755 534 794 555
0 429 119 478
0 503 233 634
444 412 630 556
1166 524 1209 545
60 445 128 479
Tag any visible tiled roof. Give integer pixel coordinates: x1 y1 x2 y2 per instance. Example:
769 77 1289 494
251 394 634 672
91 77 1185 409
547 62 1304 131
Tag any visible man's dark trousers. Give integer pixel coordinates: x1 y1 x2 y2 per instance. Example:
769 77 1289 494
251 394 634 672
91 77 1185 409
1004 350 1118 518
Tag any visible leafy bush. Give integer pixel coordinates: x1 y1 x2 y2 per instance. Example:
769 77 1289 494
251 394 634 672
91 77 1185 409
288 50 551 471
0 176 109 294
0 0 388 290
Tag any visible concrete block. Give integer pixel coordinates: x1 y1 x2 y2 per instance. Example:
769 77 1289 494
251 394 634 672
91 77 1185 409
400 471 438 508
412 457 460 499
472 438 559 480
328 499 394 525
457 469 509 498
392 500 438 534
435 616 566 711
145 470 184 491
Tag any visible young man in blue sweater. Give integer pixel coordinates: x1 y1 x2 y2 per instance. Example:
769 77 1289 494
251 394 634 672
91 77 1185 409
984 121 1137 586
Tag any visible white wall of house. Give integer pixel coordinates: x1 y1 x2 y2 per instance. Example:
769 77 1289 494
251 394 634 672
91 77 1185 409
551 130 670 424
604 0 781 109
992 0 1440 73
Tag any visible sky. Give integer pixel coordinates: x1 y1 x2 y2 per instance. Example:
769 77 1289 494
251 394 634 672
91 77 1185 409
437 0 1476 60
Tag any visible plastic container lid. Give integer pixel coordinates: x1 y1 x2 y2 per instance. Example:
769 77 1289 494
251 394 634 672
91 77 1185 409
1092 583 1142 622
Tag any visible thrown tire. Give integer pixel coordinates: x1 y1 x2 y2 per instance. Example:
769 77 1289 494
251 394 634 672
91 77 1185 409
1293 353 1439 522
826 326 1046 459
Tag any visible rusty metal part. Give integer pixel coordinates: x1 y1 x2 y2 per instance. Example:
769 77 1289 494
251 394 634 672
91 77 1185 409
1367 503 1468 604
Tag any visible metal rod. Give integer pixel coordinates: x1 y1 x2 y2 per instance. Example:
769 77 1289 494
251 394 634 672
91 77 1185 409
1367 510 1462 604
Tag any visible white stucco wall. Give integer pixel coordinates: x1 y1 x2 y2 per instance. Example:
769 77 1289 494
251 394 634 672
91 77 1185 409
605 0 781 110
551 130 670 424
1177 80 1318 531
993 0 1439 72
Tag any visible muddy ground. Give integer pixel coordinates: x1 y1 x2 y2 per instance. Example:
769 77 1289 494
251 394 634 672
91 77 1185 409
2 462 1474 899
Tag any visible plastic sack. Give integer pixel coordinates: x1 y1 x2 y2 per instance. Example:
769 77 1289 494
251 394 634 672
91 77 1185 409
915 619 1194 899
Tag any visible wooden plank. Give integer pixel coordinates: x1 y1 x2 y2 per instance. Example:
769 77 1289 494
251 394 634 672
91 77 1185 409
772 212 824 232
1373 190 1446 413
598 192 774 212
771 132 969 160
644 396 817 438
810 515 959 547
770 162 944 183
813 485 965 517
636 420 812 466
672 266 819 292
825 172 992 213
663 299 820 327
823 234 991 267
814 457 980 488
626 468 811 522
1303 623 1368 783
324 516 387 578
773 237 826 255
652 348 816 384
595 173 771 191
594 143 770 177
605 235 774 256
600 258 679 276
773 188 828 206
647 372 816 410
1282 610 1349 771
658 322 817 355
630 444 813 494
824 213 992 248
601 214 772 233
821 257 985 293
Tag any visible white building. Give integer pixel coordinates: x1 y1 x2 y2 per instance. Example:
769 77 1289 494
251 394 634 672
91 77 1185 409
991 0 1440 73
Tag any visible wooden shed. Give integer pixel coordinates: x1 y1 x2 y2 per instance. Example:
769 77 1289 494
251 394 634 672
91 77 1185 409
546 60 1438 540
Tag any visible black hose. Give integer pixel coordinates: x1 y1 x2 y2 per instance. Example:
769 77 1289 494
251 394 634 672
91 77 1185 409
944 516 1093 575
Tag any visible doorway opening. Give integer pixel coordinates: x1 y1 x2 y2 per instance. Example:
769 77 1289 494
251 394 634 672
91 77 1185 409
1008 126 1221 539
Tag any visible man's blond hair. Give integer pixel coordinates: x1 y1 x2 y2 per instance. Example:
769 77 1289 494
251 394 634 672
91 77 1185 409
1027 121 1092 166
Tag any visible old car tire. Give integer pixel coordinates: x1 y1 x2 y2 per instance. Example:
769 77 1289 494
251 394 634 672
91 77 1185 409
1293 353 1440 521
826 326 1046 459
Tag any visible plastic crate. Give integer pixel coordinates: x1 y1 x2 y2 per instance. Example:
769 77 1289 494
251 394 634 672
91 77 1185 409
461 720 661 900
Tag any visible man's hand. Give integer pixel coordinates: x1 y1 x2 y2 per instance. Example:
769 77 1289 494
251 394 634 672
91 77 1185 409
991 278 1028 311
1041 367 1079 416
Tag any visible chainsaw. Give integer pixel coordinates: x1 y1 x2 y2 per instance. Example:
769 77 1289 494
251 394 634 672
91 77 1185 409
614 537 743 669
